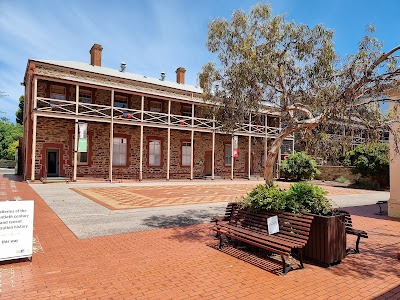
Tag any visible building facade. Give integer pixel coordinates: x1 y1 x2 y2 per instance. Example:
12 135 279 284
21 44 293 182
389 91 400 218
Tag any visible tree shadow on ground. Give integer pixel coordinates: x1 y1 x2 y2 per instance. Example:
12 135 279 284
3 173 24 182
142 209 217 229
342 204 395 221
327 243 400 280
373 284 400 299
141 208 224 243
326 204 400 280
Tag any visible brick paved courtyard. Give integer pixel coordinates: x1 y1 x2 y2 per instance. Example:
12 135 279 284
71 181 373 210
0 173 399 299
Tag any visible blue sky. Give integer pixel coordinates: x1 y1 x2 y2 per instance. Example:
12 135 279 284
1 0 399 121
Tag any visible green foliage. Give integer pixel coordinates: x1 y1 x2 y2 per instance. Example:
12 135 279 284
201 3 400 184
335 176 350 184
0 117 22 160
343 143 389 185
241 182 332 215
280 152 319 180
241 184 287 212
6 140 19 160
16 95 24 125
285 182 331 215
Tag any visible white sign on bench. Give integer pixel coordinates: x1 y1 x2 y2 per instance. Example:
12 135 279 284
0 200 34 262
267 215 279 235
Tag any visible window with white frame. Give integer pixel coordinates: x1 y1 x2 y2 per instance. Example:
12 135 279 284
148 139 161 166
73 134 89 165
113 137 127 166
181 104 192 117
78 152 88 164
79 90 92 104
181 142 191 166
50 85 66 100
224 144 232 166
149 100 162 112
115 95 128 108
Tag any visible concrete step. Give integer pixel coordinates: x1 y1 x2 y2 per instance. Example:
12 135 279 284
41 177 69 184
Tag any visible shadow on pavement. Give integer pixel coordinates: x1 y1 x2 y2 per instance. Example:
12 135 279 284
343 204 395 221
142 209 216 229
3 173 24 182
373 284 400 299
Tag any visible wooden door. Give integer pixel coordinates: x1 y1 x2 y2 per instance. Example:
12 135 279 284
46 149 59 177
204 151 212 176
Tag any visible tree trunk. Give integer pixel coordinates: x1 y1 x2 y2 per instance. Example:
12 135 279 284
263 117 324 185
264 136 286 185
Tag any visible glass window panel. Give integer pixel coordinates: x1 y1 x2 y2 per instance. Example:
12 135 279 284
225 144 232 166
113 138 127 166
79 90 92 103
78 152 88 164
150 101 162 112
50 85 66 100
181 105 192 117
149 140 161 166
182 142 191 166
115 96 128 108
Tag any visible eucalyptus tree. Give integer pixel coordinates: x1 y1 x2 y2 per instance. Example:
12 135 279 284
200 3 400 183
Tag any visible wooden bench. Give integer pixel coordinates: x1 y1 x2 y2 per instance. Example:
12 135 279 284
211 202 239 238
213 207 314 275
211 202 239 223
334 209 368 254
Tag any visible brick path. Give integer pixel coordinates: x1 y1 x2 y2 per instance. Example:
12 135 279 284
0 173 399 299
71 181 373 210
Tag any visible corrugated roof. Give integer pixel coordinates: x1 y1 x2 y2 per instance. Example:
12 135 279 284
33 59 203 94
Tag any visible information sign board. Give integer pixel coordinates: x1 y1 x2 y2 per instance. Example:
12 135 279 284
0 200 34 261
267 215 279 235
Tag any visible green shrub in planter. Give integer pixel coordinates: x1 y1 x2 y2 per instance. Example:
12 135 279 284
280 151 319 181
241 182 332 215
241 184 287 212
286 182 332 215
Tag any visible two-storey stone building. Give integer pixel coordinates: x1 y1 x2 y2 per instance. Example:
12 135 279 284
21 44 293 182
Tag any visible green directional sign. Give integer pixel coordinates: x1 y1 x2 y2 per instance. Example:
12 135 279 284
78 139 87 152
78 123 88 152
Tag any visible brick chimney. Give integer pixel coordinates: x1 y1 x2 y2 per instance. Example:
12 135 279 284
90 44 103 66
176 67 186 84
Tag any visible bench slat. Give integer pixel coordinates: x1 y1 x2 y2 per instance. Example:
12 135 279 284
213 206 314 274
215 226 294 254
216 223 306 249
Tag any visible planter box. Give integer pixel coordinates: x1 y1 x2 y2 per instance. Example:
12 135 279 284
303 214 346 267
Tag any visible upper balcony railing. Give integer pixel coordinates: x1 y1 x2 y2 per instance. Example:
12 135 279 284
35 97 290 137
327 133 389 145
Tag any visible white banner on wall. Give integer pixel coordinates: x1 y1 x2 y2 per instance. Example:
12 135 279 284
0 200 34 261
233 135 239 158
78 123 88 152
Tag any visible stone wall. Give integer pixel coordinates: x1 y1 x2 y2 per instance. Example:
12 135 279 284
35 117 73 179
33 118 268 180
315 166 359 181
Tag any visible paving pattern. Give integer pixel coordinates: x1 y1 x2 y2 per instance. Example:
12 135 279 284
0 172 399 300
71 181 373 210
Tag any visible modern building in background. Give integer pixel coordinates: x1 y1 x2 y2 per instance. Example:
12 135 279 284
21 44 294 182
389 96 400 218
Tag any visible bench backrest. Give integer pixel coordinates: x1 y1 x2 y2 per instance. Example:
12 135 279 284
229 208 314 243
222 202 240 220
333 209 353 229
